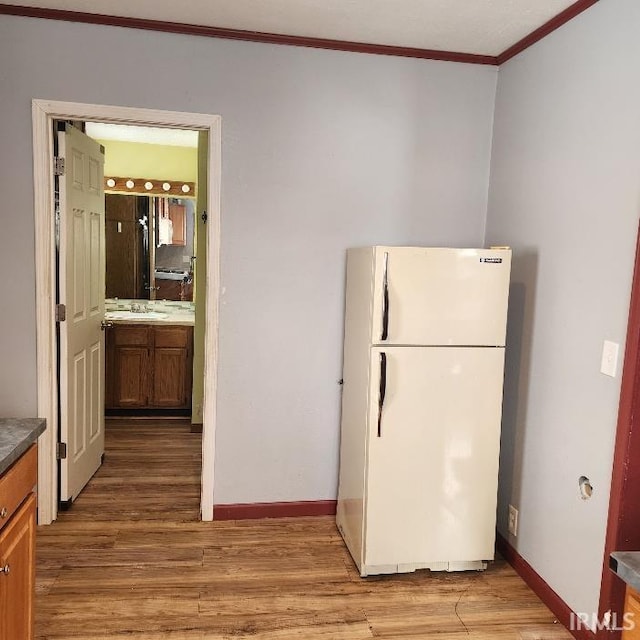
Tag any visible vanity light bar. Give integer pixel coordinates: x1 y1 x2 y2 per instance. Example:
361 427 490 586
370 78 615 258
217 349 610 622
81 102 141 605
104 176 196 197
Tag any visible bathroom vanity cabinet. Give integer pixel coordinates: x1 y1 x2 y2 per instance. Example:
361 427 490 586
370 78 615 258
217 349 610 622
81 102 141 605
105 324 193 410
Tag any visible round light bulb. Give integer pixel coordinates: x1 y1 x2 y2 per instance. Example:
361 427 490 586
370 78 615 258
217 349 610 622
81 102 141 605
106 178 116 188
144 181 153 190
125 180 134 189
162 182 171 192
181 184 190 193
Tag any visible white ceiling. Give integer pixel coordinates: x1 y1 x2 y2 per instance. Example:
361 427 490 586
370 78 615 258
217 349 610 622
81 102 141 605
6 0 583 57
85 123 199 147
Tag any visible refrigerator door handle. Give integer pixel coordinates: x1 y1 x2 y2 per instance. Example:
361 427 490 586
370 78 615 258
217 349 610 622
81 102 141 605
377 352 387 437
381 251 389 341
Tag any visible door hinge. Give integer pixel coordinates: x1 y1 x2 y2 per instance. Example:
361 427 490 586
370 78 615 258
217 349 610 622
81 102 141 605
201 211 208 223
56 442 67 460
53 156 65 177
55 303 66 323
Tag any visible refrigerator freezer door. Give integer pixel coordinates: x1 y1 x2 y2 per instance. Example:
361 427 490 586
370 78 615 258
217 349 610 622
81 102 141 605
363 346 505 572
371 247 511 347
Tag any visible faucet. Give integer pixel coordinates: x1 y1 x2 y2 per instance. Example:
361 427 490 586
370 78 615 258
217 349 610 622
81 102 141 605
130 302 152 313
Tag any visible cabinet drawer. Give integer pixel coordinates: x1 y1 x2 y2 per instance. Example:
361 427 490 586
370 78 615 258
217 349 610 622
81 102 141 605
0 445 37 533
154 326 191 348
0 492 36 640
114 325 151 346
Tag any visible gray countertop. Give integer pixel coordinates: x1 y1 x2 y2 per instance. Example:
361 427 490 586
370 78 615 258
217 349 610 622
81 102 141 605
0 418 46 475
610 552 640 592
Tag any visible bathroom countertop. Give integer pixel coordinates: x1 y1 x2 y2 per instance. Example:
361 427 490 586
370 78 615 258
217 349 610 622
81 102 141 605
0 418 46 475
610 552 640 593
105 312 195 326
105 299 195 326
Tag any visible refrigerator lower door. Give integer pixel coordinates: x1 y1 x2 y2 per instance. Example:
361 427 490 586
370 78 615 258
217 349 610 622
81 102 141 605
363 346 505 575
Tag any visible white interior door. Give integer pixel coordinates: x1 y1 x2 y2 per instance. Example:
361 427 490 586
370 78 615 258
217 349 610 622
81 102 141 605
58 123 105 503
371 247 511 347
364 346 505 568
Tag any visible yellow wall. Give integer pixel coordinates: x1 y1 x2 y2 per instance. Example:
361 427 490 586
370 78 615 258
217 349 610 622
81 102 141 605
98 139 197 183
191 131 208 425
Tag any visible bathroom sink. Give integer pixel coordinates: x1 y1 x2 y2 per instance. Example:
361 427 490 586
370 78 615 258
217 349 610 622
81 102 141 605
106 311 169 321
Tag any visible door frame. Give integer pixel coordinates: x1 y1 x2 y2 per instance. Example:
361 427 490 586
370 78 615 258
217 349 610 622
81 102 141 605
32 99 221 525
597 220 640 638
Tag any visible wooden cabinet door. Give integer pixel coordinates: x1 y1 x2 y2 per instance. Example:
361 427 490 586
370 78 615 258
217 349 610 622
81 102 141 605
152 326 192 408
106 325 152 409
153 348 189 407
0 494 35 640
623 586 640 638
156 279 182 301
114 347 151 407
168 203 186 246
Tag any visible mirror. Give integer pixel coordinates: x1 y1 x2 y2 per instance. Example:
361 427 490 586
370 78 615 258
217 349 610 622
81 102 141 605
105 194 196 301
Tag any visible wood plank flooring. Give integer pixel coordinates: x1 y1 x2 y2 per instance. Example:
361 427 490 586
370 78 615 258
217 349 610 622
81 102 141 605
36 419 572 639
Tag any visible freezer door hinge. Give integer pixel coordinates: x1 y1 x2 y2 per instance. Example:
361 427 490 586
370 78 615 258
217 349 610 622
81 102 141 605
55 303 66 323
56 442 67 460
53 156 65 176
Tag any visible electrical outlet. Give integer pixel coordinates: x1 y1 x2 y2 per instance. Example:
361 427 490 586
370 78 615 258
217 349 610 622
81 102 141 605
508 504 519 536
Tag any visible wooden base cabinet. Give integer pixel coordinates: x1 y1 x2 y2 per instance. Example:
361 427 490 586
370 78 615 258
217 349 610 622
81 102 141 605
623 586 640 638
0 445 37 640
106 324 193 410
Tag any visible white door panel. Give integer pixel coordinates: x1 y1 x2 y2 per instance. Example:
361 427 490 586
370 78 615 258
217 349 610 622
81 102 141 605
364 346 505 568
59 124 105 503
372 247 511 347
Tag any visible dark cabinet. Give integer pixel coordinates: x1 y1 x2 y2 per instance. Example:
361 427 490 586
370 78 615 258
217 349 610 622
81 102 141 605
106 324 192 410
153 326 191 407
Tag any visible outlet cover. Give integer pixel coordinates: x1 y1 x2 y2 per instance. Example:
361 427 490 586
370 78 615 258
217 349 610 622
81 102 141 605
508 505 519 536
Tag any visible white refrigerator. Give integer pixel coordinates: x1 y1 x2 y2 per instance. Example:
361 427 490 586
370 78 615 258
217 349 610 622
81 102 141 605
336 246 511 577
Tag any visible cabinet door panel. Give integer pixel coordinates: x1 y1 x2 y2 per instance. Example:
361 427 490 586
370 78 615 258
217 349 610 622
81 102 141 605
0 494 35 640
153 348 188 407
364 347 505 568
114 347 150 407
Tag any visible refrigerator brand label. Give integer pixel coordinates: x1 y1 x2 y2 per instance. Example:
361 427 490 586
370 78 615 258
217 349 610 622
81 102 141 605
480 257 503 264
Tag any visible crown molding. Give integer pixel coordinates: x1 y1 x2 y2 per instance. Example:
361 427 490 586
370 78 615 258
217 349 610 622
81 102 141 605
497 0 599 65
0 1 599 66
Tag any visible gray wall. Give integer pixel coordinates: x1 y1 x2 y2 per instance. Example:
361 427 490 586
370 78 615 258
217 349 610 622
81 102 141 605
486 0 640 619
0 15 497 504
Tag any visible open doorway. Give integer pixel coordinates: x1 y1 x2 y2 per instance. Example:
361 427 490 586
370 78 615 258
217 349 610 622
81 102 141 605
32 100 221 525
53 120 205 514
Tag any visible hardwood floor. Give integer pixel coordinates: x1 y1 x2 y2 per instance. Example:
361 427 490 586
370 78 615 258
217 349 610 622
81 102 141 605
36 419 572 639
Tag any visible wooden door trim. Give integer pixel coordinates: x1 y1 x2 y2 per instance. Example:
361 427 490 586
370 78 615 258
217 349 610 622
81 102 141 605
598 220 640 638
32 99 221 524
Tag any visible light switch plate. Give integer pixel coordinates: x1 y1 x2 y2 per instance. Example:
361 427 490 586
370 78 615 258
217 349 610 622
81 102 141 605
601 340 620 378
